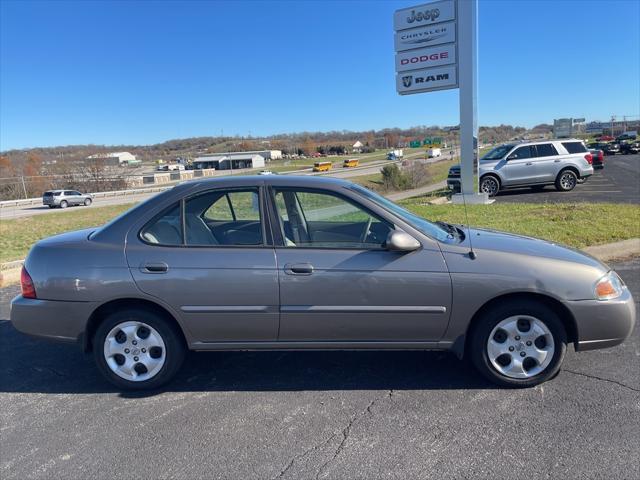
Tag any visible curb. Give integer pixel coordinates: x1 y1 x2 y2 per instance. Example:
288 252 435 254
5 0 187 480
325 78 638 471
1 238 638 289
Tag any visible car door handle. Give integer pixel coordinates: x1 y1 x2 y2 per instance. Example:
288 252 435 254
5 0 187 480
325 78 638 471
525 162 533 166
284 263 314 275
554 159 561 162
140 262 168 273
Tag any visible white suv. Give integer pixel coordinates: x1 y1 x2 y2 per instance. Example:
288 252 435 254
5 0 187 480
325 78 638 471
448 139 594 196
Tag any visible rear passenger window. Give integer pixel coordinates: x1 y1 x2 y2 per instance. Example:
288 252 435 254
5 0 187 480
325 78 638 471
140 203 183 245
562 142 587 154
534 144 558 157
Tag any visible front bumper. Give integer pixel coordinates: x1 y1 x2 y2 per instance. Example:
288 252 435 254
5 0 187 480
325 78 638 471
9 295 96 344
568 288 636 351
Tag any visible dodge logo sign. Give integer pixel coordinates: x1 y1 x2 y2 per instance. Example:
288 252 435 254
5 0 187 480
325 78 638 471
395 44 456 72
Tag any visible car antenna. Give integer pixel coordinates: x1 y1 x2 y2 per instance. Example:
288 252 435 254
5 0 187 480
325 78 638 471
461 180 476 260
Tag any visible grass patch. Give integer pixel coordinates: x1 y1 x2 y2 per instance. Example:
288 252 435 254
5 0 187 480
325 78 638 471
0 204 135 263
400 201 640 249
2 198 638 263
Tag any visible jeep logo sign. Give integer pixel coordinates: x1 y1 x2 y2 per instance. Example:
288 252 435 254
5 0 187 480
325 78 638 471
393 0 455 31
395 65 457 95
395 44 456 72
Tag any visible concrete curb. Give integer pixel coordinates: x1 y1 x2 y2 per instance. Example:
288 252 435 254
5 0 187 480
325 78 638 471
1 238 638 289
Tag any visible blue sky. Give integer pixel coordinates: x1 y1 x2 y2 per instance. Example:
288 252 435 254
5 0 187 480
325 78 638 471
1 0 638 150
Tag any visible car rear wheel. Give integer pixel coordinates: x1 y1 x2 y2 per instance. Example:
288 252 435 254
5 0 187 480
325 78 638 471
468 300 567 387
555 170 578 192
60 200 68 208
93 308 186 390
480 175 500 197
84 198 92 206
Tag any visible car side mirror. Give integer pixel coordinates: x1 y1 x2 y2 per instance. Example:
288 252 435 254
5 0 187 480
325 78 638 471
506 154 516 160
385 231 421 252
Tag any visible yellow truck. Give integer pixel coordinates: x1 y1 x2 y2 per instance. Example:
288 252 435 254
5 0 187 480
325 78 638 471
313 161 332 172
343 158 359 168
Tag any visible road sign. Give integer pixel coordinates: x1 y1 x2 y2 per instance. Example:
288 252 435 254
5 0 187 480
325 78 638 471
394 0 457 94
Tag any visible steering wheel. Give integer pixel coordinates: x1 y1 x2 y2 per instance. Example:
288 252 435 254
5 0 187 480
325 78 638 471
360 216 373 243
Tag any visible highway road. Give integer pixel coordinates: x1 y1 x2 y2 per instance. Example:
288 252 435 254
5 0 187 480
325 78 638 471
0 151 457 220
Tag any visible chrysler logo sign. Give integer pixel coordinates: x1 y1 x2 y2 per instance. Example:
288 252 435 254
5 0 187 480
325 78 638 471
394 21 456 52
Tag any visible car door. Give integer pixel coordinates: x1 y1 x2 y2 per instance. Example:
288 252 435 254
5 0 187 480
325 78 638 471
502 146 537 185
270 186 451 342
530 143 561 182
126 186 280 343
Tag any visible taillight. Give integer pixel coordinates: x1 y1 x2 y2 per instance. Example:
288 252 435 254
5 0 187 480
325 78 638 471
20 266 37 299
584 153 593 164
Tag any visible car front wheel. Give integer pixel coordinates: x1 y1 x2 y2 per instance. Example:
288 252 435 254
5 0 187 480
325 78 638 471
84 198 92 206
480 176 500 197
93 308 186 390
555 170 578 192
59 200 68 208
469 300 567 387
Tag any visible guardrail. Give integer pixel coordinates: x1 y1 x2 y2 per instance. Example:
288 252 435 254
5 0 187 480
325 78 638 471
0 185 174 209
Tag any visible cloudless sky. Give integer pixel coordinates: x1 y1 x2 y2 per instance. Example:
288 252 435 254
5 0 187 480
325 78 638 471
1 0 639 150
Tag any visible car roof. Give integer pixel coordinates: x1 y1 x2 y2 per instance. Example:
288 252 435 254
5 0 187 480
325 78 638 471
180 174 354 190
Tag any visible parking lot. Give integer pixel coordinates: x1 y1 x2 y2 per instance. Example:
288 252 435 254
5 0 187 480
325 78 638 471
1 259 638 479
495 153 639 204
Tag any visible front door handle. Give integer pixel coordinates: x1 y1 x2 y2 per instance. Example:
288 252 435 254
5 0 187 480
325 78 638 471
141 262 168 273
554 159 561 162
284 263 314 275
525 162 533 166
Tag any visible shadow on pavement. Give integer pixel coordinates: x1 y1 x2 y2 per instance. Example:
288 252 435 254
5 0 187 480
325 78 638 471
0 321 493 396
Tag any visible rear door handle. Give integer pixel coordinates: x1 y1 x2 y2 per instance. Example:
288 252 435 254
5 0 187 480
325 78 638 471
525 162 533 166
140 262 168 273
284 263 314 275
554 159 561 162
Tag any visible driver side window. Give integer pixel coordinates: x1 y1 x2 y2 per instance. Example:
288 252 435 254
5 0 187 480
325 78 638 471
273 189 392 249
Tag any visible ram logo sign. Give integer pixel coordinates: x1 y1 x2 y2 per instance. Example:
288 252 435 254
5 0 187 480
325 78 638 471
395 66 457 95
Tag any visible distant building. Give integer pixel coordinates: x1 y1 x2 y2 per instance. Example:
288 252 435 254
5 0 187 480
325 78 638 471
193 153 265 170
352 141 363 153
235 150 282 160
87 151 137 165
553 118 585 138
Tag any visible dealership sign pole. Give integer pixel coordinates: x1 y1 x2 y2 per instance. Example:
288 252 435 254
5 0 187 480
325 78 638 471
394 0 486 203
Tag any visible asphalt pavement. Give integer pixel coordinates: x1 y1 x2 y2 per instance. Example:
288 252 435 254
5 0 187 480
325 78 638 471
495 153 640 204
0 259 638 479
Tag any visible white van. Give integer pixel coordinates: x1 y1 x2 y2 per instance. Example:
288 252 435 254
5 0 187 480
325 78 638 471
427 148 442 158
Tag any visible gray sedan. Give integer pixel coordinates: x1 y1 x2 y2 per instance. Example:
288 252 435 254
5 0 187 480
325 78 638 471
11 176 636 390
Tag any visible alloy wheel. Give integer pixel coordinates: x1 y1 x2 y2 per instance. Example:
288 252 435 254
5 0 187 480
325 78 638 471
480 177 499 196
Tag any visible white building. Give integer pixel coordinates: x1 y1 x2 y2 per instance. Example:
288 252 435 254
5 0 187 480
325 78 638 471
193 153 265 170
87 151 137 165
352 141 364 153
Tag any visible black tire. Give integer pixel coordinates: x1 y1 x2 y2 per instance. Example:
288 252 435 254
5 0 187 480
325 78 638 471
84 198 92 206
468 299 567 388
555 169 578 192
93 308 186 390
60 200 68 208
479 175 500 197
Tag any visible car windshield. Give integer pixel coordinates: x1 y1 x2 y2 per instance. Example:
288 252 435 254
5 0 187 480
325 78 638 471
481 144 514 161
350 185 451 242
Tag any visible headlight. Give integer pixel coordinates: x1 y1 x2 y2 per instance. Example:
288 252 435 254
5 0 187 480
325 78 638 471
594 271 625 300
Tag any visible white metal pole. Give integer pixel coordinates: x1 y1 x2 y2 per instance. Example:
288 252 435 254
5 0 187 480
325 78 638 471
457 0 478 197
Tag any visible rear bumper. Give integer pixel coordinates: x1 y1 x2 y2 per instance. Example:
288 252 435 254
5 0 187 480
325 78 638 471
9 295 95 344
568 289 636 351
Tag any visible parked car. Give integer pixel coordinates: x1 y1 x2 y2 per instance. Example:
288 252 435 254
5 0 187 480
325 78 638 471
447 139 594 196
12 176 635 390
157 164 185 171
588 148 605 169
620 141 640 155
42 190 93 208
601 143 621 156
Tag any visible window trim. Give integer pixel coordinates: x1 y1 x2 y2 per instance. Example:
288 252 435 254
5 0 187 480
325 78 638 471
138 186 270 248
269 186 395 251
